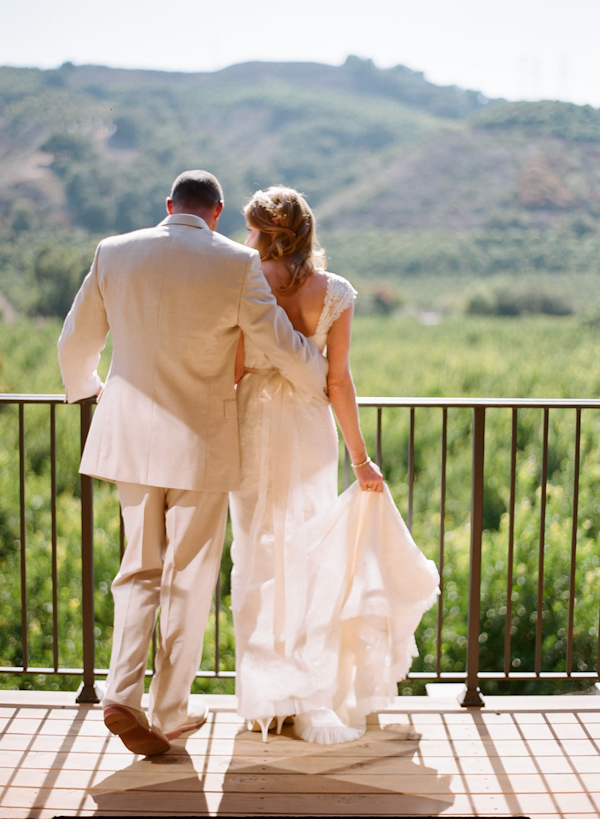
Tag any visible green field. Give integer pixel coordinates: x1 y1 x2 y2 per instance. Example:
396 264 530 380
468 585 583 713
350 311 600 398
3 309 599 397
0 312 598 696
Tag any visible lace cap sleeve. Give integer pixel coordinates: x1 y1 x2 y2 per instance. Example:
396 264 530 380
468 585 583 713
314 273 357 337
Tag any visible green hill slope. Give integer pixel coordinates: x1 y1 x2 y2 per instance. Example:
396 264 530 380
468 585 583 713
1 57 600 318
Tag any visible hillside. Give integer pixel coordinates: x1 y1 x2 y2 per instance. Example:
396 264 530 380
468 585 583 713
1 57 600 318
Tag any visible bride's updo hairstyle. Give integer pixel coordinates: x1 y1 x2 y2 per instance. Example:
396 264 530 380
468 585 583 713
244 186 326 292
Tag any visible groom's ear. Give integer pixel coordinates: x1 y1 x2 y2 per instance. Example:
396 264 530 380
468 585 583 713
166 197 173 215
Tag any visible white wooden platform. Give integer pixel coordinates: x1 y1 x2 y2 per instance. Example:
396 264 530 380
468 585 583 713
0 690 598 817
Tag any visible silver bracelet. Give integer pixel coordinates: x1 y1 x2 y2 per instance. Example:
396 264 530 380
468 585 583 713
351 456 371 469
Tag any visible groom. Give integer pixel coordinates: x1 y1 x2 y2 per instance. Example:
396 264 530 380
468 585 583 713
58 170 328 755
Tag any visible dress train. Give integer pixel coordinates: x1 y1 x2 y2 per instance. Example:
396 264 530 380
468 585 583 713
292 708 366 744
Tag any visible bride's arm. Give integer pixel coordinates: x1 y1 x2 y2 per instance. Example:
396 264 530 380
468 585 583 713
326 305 383 492
235 333 245 384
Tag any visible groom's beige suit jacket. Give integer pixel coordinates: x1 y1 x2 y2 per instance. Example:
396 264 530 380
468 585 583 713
58 213 328 492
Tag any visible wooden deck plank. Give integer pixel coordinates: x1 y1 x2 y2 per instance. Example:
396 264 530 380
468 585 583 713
0 790 469 816
111 771 597 796
2 762 597 796
12 768 595 796
3 689 600 710
0 785 460 814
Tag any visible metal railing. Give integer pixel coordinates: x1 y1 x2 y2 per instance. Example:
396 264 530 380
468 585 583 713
1 394 599 707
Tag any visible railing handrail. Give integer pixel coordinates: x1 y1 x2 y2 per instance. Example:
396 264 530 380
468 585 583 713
357 397 600 408
0 394 66 403
3 393 600 409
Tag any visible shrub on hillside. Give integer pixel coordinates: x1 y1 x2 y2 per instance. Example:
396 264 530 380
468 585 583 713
466 285 573 317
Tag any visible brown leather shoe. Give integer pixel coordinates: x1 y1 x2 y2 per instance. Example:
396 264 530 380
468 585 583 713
103 705 171 756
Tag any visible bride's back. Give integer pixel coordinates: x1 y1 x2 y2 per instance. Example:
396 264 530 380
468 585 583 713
263 262 328 339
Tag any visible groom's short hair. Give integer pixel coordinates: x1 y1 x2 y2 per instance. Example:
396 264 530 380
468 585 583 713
170 170 224 212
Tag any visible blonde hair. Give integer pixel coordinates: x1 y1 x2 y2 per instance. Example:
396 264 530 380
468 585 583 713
243 186 325 291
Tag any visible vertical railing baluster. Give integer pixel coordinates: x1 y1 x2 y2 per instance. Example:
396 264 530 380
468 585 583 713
119 505 125 561
598 584 600 676
343 446 350 490
436 408 447 678
408 408 415 532
504 408 518 677
18 403 28 672
76 401 100 703
376 407 382 467
214 575 221 675
462 405 485 707
50 404 59 671
566 408 581 676
151 624 157 675
535 408 549 678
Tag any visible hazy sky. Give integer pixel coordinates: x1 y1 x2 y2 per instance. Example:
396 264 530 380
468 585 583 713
1 0 599 106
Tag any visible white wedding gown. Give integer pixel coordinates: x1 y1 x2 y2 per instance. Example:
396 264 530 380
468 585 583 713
229 272 439 743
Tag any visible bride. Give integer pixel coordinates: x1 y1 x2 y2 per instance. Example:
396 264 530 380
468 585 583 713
230 186 439 744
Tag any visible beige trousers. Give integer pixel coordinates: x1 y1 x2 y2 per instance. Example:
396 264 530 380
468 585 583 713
102 482 228 734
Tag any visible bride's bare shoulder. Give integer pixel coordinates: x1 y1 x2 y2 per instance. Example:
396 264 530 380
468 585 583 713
305 268 329 295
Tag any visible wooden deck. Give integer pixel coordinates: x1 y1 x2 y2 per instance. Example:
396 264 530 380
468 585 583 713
0 689 598 818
